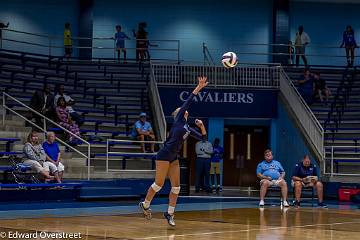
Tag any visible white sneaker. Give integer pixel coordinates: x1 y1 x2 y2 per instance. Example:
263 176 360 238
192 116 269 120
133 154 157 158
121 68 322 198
283 200 289 207
259 200 265 207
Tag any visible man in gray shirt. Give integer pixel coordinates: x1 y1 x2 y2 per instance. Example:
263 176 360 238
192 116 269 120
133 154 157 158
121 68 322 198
195 138 213 193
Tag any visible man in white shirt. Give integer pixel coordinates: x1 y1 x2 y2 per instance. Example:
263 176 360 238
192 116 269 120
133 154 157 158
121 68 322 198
295 25 311 67
54 84 84 126
195 138 213 193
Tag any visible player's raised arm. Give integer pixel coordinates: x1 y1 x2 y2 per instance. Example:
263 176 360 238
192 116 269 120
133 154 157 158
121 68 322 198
174 76 208 121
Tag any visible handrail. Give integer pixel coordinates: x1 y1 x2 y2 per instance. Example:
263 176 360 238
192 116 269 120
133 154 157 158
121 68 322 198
1 28 181 63
203 42 215 66
2 28 180 42
324 145 360 176
279 69 324 162
152 64 281 88
2 92 92 180
149 65 167 142
105 139 163 172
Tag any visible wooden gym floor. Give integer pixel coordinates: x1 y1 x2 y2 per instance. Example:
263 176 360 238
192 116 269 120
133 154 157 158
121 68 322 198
0 205 359 239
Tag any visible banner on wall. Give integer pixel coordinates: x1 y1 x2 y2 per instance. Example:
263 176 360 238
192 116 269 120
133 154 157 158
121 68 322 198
158 87 278 118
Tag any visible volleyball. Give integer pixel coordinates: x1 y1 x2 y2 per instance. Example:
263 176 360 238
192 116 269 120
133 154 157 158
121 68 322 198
221 52 238 68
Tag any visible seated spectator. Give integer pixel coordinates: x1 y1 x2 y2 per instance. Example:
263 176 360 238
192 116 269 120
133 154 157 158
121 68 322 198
54 84 84 126
43 132 65 182
210 138 224 193
256 149 289 207
297 68 314 105
131 113 155 152
28 84 55 127
195 137 213 193
313 72 331 103
56 97 81 145
292 155 327 208
23 131 60 182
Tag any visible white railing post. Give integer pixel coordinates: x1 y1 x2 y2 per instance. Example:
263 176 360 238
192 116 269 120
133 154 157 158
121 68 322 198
106 139 109 172
2 93 5 126
88 145 91 180
331 146 334 177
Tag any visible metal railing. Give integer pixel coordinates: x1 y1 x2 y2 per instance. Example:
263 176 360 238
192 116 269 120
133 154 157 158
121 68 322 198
149 69 167 142
202 41 360 66
2 92 92 180
279 69 324 161
324 146 360 176
152 64 281 88
0 28 180 63
105 139 163 172
203 42 215 66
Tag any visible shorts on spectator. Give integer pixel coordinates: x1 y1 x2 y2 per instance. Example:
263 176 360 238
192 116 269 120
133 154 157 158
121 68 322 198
210 162 220 174
65 46 72 55
43 161 65 173
23 159 45 173
132 135 154 141
260 179 284 187
291 180 313 188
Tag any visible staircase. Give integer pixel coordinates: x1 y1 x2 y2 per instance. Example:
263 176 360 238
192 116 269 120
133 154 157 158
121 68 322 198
285 67 360 182
0 49 156 179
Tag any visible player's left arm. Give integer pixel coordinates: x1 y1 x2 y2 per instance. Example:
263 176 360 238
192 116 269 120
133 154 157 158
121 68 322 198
189 119 207 141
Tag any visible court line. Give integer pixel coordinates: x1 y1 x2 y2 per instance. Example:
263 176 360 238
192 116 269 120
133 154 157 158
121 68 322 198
134 220 360 239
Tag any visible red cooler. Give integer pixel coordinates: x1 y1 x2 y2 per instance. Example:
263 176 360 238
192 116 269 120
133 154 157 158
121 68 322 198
338 187 360 201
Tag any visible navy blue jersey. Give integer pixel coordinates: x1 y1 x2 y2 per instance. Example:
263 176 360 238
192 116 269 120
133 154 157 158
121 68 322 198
342 31 357 47
292 162 318 178
157 93 204 161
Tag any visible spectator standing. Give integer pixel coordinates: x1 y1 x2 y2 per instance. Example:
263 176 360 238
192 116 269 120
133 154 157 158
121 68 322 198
54 84 84 126
295 25 310 67
340 25 358 67
292 155 327 208
64 23 72 60
210 138 224 193
23 131 60 182
297 68 314 105
288 40 295 65
133 22 149 62
55 97 81 145
195 137 213 193
43 132 65 182
28 84 55 127
256 149 289 207
0 22 9 47
131 113 155 152
114 25 130 63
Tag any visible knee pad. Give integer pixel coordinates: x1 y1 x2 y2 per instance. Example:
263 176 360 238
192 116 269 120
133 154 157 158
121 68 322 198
151 182 162 192
171 186 181 195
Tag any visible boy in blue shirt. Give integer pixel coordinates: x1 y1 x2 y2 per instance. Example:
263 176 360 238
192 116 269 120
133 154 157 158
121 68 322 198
256 149 289 207
114 25 130 63
292 155 327 208
210 138 224 193
131 112 155 152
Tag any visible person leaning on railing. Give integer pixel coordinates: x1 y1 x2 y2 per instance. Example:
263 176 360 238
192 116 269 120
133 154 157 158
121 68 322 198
23 131 61 183
294 25 310 67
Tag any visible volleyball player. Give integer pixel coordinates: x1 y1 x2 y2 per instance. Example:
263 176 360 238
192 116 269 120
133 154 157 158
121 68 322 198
139 76 209 227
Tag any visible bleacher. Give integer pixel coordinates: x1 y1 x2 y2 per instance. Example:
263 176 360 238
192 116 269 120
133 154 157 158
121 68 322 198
0 48 157 180
285 67 360 179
